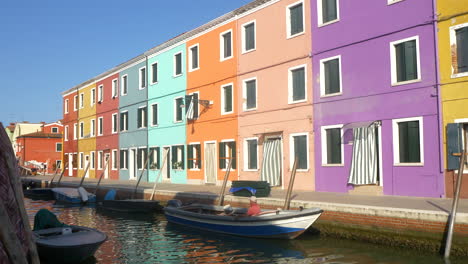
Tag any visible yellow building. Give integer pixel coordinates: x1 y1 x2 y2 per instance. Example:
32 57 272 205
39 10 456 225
439 0 468 197
77 83 97 179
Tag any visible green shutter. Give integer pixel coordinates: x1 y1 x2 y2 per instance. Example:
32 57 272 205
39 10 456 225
188 145 193 169
294 135 307 169
246 80 256 109
219 142 226 169
196 144 202 169
192 46 199 69
405 40 418 81
152 104 158 126
292 68 305 101
224 32 232 58
447 123 463 170
248 140 257 170
171 146 176 168
290 3 303 35
456 27 468 73
137 108 142 128
245 23 255 50
225 86 232 112
324 59 340 95
231 142 236 169
398 121 421 163
176 54 182 75
323 0 337 23
152 63 158 83
181 146 185 170
193 93 199 118
120 150 124 169
326 128 341 164
125 113 128 131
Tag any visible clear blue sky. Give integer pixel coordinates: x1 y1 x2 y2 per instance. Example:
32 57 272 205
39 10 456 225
0 0 252 126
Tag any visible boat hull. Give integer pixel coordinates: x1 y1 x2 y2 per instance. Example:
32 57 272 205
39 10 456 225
52 188 96 204
101 199 163 213
24 188 54 200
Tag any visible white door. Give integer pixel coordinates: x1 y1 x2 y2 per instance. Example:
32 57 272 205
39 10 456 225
104 153 110 179
68 154 73 176
162 147 170 180
129 149 137 180
205 142 216 184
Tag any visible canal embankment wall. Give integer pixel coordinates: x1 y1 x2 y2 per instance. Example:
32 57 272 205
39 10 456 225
23 175 468 256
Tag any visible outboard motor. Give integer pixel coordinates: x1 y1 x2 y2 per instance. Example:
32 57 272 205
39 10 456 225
167 199 182 208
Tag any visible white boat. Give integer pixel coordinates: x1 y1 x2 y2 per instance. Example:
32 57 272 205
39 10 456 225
52 187 96 204
164 200 323 239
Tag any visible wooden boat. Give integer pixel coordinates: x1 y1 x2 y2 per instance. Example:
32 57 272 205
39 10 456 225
24 188 54 200
52 187 96 204
101 199 163 213
164 200 323 239
34 225 107 264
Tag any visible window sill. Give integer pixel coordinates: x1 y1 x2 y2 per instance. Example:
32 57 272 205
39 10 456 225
121 93 127 96
322 163 344 167
189 168 201 171
318 19 340 28
287 31 305 40
288 99 307 105
451 72 468 79
295 169 309 172
220 56 233 62
391 79 421 86
244 169 258 172
387 0 405 5
173 74 183 78
393 162 424 167
241 48 256 55
173 120 183 124
111 169 118 171
221 111 234 116
150 81 158 85
320 92 342 98
221 169 236 172
150 125 159 128
189 67 200 72
243 108 257 112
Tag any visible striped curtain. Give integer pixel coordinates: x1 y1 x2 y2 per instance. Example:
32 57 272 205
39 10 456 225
348 124 378 185
261 139 282 186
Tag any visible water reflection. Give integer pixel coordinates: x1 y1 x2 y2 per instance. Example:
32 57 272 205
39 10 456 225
24 199 468 264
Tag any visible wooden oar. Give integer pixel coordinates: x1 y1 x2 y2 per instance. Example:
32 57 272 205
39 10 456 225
50 161 68 186
283 157 298 210
78 162 91 187
150 150 169 200
94 156 110 195
218 158 232 206
132 154 150 199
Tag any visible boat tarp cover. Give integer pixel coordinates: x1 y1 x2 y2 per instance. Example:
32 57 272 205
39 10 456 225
229 187 256 195
33 209 69 231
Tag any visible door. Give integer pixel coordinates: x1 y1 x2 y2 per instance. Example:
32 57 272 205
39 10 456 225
260 137 282 187
104 153 110 179
129 149 137 180
68 154 73 176
205 142 216 184
162 147 170 180
84 155 90 178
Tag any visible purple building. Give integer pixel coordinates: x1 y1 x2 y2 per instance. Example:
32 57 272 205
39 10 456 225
311 0 444 197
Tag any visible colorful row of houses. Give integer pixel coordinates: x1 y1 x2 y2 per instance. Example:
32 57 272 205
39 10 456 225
61 0 468 198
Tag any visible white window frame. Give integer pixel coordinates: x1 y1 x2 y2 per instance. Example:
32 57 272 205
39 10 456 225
64 126 69 141
220 29 233 62
98 117 104 136
449 22 468 78
74 95 78 111
187 91 200 120
390 35 421 86
241 20 256 54
73 123 77 140
243 77 257 111
98 151 103 170
188 142 201 171
138 105 147 129
90 119 96 137
55 142 62 152
320 55 342 97
392 116 424 166
139 66 146 90
317 0 340 27
173 52 183 77
121 74 128 96
112 149 118 170
79 93 84 109
79 122 84 139
388 0 405 5
51 127 59 133
120 111 128 132
91 88 96 106
64 99 69 114
97 85 103 103
112 113 118 134
189 44 200 72
220 139 236 171
321 124 344 166
453 118 468 173
151 103 159 127
243 137 259 171
287 0 306 38
120 149 128 170
288 64 308 104
150 62 158 84
172 144 184 170
174 97 184 123
90 151 95 169
112 78 118 98
221 83 234 115
289 132 309 171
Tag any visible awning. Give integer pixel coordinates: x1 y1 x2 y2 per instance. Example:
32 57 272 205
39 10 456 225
342 120 381 131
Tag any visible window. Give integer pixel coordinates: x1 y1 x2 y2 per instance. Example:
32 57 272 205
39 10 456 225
390 36 420 85
74 95 78 111
290 133 309 170
112 113 118 133
188 143 201 169
90 151 95 169
149 147 160 170
321 125 343 165
287 1 305 37
392 117 424 165
219 141 236 170
96 85 102 102
56 143 62 152
289 65 307 103
91 88 96 106
243 78 257 110
171 145 184 170
174 97 184 122
220 30 233 61
151 62 158 84
138 106 147 128
185 93 199 120
64 126 69 141
244 138 258 170
73 123 77 140
98 151 103 170
120 112 128 132
121 75 128 95
174 52 182 76
120 149 128 169
151 104 158 126
139 67 146 89
64 99 69 114
79 122 84 139
189 44 199 71
79 152 84 169
221 84 233 114
90 119 96 137
137 148 148 170
111 150 118 170
51 127 58 133
242 21 256 53
79 93 84 109
320 56 341 96
98 117 103 136
450 23 468 77
112 78 118 98
318 0 339 26
73 153 77 169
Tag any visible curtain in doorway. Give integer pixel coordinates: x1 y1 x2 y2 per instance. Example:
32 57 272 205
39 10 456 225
261 139 282 186
348 124 378 185
206 144 216 184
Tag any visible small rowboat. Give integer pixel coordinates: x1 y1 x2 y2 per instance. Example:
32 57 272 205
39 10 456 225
101 199 163 213
34 226 107 264
164 200 323 239
24 188 54 200
52 187 96 204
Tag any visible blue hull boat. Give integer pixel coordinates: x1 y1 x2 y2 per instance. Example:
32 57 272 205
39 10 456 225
52 188 96 204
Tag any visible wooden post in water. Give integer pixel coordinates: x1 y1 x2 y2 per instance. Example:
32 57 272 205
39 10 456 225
150 150 169 201
78 162 91 187
50 161 68 187
56 161 69 187
132 154 150 199
283 157 298 210
218 158 232 206
94 156 110 195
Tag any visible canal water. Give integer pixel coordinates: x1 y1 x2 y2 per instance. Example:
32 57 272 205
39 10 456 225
25 198 467 264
